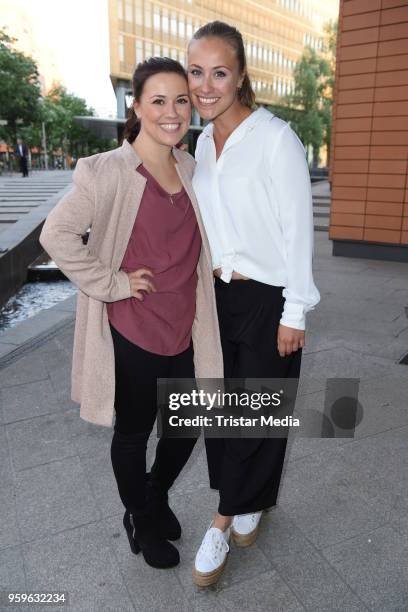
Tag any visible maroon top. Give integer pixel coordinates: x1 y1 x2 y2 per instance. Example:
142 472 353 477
107 164 202 355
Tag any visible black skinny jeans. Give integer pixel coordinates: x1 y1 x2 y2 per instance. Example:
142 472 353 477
109 322 197 516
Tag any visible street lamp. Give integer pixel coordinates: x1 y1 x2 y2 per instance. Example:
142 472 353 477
38 98 49 170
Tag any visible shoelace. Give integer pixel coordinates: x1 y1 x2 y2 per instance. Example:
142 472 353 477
199 529 229 562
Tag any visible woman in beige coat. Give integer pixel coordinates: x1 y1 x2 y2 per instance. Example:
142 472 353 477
39 57 223 570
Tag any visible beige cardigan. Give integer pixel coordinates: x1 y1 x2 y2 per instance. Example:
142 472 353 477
39 140 224 427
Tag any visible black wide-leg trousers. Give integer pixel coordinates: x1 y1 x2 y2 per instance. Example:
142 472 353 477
206 277 302 516
109 322 197 516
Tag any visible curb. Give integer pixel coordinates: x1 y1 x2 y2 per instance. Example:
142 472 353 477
0 294 76 369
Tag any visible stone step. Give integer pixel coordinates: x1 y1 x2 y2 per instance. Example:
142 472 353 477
0 210 31 215
0 198 47 202
313 199 330 207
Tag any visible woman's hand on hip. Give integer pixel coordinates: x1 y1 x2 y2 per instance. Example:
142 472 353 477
277 324 305 357
126 268 156 301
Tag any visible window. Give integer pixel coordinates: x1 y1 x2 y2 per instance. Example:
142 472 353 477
179 49 185 64
162 8 169 33
125 0 132 22
119 34 124 61
154 44 161 56
186 16 193 38
153 5 160 30
145 41 152 57
163 45 169 56
171 12 177 36
144 3 151 28
117 0 123 20
171 47 177 59
178 15 185 37
135 4 142 25
135 39 143 63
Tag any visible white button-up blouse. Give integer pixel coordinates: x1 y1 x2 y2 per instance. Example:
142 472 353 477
192 107 320 330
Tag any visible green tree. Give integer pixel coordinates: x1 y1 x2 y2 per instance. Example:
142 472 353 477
287 47 330 167
43 84 92 161
42 85 116 162
320 19 338 166
0 30 42 141
268 20 337 168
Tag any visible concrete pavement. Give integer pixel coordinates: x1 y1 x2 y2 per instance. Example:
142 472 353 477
0 230 407 611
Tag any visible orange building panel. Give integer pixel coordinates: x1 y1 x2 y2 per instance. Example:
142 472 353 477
334 160 370 173
330 226 364 240
379 22 408 42
331 200 366 214
377 54 408 71
363 228 401 243
341 28 379 46
339 42 378 61
334 145 370 158
375 70 408 87
339 58 377 76
343 12 381 31
338 73 376 89
378 39 408 57
370 133 408 146
330 0 408 260
369 146 408 159
365 215 402 230
343 0 381 17
382 0 408 9
330 213 365 227
338 89 374 104
367 174 407 189
332 173 368 187
366 202 404 216
371 117 408 131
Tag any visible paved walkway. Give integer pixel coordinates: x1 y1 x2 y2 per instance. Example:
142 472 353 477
0 231 407 611
0 171 72 236
312 180 331 232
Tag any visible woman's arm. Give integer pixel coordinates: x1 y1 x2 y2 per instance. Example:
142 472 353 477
268 123 320 331
39 158 132 302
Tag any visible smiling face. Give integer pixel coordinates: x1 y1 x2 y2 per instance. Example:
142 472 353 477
187 36 245 122
133 72 191 146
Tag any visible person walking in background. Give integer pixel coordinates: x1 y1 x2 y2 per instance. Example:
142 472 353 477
39 57 223 571
15 138 29 177
187 21 320 586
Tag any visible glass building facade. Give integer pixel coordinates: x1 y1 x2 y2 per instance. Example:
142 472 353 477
109 0 339 120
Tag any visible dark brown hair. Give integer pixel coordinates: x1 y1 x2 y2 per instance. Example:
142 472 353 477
189 21 256 109
123 57 188 144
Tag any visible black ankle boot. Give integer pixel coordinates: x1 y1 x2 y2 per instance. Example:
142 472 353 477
145 473 181 541
123 509 180 568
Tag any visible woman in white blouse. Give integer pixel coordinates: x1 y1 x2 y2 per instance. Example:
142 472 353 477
187 21 320 586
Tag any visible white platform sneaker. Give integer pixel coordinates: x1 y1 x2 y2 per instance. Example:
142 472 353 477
192 523 231 586
231 511 263 547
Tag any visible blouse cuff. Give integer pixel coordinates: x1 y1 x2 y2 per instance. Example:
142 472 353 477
280 301 306 331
